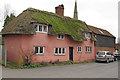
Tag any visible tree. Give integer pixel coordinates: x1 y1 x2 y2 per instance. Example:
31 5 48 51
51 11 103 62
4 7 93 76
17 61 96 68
1 4 16 27
3 13 15 27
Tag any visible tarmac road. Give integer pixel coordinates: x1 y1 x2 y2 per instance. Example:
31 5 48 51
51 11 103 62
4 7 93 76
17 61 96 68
2 61 118 78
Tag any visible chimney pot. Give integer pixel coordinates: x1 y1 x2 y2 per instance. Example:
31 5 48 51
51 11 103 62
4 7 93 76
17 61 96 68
55 4 64 17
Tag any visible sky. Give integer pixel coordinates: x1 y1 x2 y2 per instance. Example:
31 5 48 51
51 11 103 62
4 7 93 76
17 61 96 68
0 0 119 42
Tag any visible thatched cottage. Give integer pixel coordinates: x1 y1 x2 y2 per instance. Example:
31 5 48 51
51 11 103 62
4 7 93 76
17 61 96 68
1 4 96 65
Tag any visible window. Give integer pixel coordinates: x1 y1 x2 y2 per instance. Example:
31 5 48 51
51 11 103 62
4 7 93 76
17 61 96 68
86 46 92 53
39 25 42 32
34 24 48 33
34 46 44 54
98 29 104 34
43 26 47 32
55 47 66 55
34 25 38 31
85 33 91 39
57 34 64 39
78 46 82 52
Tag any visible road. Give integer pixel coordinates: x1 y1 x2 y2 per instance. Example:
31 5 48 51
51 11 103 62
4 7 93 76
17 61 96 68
2 61 118 78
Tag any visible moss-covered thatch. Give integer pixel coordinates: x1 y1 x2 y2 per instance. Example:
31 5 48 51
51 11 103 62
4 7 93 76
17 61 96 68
2 8 91 41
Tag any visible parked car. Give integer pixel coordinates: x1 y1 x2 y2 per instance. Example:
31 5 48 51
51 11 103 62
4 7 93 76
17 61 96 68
96 51 114 63
113 52 120 60
109 52 116 61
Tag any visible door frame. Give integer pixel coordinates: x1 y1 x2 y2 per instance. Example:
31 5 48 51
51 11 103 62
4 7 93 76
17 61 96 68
69 47 73 61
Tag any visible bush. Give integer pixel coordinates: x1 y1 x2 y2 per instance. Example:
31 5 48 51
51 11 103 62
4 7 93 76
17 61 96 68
66 60 73 64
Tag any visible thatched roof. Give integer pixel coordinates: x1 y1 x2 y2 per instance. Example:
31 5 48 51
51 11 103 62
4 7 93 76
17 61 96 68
2 8 94 41
87 25 115 37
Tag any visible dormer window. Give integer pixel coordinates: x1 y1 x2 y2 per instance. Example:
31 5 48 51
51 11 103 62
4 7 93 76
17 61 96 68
57 34 64 40
34 24 48 33
98 29 104 34
85 33 91 39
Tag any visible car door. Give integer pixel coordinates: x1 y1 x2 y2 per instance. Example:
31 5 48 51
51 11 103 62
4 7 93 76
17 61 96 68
107 52 111 60
109 52 113 61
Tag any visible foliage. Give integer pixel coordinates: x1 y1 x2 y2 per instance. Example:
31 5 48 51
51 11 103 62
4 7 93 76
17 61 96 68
6 60 93 69
65 60 74 64
3 13 15 27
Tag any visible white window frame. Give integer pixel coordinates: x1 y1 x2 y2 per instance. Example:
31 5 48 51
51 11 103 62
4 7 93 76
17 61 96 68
85 46 92 53
34 46 44 54
34 24 48 33
85 33 91 39
57 34 64 40
77 46 82 52
54 47 66 55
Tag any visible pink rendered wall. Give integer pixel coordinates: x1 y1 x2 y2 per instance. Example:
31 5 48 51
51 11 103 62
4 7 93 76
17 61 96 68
21 33 95 63
4 33 95 64
4 35 23 64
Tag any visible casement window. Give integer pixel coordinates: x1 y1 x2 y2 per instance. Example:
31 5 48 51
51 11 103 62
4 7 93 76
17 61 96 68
77 46 82 52
85 46 92 53
55 47 66 55
34 24 48 33
85 33 91 39
57 34 64 39
34 46 44 54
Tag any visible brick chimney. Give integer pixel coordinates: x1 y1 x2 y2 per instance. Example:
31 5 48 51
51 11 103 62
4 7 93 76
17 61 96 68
55 4 64 17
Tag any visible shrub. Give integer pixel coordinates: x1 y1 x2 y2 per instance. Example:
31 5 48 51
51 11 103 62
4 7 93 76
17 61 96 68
66 60 73 64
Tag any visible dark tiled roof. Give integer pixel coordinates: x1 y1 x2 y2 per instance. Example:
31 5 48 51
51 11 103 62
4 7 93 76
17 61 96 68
87 25 115 37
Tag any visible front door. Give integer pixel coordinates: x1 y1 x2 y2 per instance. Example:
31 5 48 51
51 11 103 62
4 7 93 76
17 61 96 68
69 47 73 61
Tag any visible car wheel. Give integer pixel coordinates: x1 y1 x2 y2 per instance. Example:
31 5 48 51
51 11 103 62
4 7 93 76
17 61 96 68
106 59 109 63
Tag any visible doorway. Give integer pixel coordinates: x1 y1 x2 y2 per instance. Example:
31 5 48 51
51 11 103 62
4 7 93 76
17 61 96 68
69 47 73 61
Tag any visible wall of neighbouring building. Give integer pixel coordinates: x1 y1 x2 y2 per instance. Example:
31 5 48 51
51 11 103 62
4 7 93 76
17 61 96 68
95 47 115 53
95 34 115 48
4 33 95 65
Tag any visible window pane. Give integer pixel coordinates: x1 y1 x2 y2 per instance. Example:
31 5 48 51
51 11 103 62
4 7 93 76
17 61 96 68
88 47 90 52
40 47 43 53
85 33 91 39
43 26 47 32
34 25 38 31
90 47 92 52
86 47 87 52
39 25 42 31
62 48 65 53
61 35 64 39
59 48 61 53
35 47 38 53
55 48 58 53
58 34 61 38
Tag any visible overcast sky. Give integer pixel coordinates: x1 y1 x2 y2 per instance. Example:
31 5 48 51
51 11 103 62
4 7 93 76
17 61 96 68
0 0 119 42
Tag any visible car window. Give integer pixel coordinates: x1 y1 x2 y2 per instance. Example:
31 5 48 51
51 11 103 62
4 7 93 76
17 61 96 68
97 52 105 55
106 52 110 55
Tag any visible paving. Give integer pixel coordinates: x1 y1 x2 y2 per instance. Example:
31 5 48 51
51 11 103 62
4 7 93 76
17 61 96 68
2 61 118 78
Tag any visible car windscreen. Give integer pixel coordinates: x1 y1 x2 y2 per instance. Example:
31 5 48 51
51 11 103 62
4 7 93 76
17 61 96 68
96 52 105 55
